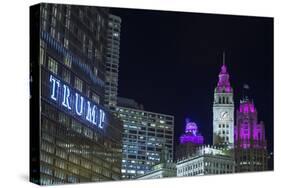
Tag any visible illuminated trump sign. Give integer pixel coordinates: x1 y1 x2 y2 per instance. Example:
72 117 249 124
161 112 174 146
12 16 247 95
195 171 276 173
49 74 105 129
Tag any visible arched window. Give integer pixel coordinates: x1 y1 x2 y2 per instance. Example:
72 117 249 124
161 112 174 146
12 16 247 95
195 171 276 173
226 97 229 104
219 97 221 103
222 97 225 104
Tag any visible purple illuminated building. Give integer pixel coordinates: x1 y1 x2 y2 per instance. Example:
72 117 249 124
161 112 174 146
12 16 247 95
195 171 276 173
234 96 268 172
176 119 204 160
180 119 204 145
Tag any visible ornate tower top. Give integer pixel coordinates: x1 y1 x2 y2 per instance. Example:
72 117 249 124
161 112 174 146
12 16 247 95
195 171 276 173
239 98 256 113
180 119 204 145
215 52 233 93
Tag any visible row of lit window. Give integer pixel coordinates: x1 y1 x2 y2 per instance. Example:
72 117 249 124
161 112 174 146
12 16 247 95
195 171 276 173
119 116 173 125
40 48 101 104
117 109 173 119
42 5 104 61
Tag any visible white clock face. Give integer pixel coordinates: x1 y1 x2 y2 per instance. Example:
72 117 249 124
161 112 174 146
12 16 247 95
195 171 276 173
220 111 228 120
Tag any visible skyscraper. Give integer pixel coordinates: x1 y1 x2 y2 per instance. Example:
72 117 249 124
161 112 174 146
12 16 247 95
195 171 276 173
234 94 268 172
213 54 234 147
31 4 123 185
104 14 121 111
116 97 174 179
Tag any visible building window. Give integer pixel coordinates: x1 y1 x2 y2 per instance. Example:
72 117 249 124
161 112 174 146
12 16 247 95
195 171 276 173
42 20 47 31
72 120 82 134
56 148 67 159
83 127 93 139
64 38 69 49
63 55 72 68
58 113 69 125
69 154 80 165
40 153 53 164
55 159 66 170
62 69 71 83
40 47 45 65
92 92 100 104
54 170 65 180
74 77 83 92
40 166 53 176
48 57 58 74
50 27 55 38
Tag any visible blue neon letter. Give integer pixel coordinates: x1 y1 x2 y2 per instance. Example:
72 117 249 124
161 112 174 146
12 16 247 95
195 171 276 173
62 84 71 110
49 75 60 101
86 101 98 126
75 93 84 116
98 109 105 129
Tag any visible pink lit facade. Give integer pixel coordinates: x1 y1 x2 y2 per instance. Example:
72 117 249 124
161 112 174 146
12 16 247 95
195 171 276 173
216 63 233 93
234 98 268 172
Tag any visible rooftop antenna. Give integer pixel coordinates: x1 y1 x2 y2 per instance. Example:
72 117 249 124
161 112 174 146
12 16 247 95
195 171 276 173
223 51 226 65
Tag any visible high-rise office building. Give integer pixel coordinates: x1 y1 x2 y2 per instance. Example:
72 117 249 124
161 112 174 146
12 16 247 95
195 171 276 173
104 14 121 111
33 4 123 185
116 97 174 179
213 56 234 147
176 145 235 176
176 119 204 160
234 95 268 172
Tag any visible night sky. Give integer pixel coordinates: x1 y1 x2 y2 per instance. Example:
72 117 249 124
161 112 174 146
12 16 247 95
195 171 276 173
110 8 273 155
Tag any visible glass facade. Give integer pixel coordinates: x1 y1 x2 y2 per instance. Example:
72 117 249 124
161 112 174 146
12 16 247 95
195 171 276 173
104 14 122 111
116 106 174 179
37 3 123 185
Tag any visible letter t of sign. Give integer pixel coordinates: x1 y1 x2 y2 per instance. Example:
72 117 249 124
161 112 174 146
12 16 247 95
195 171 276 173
50 75 60 101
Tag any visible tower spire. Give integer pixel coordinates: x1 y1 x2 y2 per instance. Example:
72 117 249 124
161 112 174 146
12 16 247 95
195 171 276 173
223 51 226 65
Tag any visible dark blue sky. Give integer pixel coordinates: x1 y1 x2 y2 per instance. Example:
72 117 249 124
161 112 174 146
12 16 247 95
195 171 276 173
110 8 273 155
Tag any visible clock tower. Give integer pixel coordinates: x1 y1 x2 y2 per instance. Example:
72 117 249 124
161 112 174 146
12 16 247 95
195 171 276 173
213 53 234 147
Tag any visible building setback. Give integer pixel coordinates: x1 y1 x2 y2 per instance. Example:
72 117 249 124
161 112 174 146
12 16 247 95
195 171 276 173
136 162 176 180
37 4 123 185
176 146 235 177
104 14 121 111
116 97 174 179
234 96 268 172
